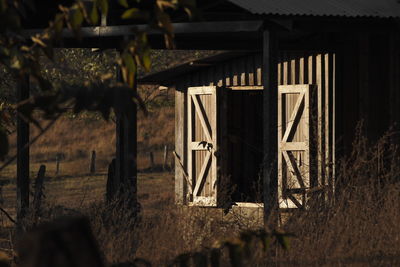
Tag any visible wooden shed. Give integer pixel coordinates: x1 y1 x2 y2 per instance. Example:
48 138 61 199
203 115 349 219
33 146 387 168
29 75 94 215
141 50 337 210
139 0 400 216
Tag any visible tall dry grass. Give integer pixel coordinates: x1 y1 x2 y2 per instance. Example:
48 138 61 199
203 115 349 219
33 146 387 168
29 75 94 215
4 108 400 266
271 128 400 266
84 128 400 266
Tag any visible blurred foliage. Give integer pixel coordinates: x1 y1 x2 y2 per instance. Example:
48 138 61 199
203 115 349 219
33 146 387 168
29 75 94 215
165 229 293 267
0 0 197 161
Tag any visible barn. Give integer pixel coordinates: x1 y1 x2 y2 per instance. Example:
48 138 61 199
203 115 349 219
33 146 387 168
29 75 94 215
16 0 400 225
139 0 400 220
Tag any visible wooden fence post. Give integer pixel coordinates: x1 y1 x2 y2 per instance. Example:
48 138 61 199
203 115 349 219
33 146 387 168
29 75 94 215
55 154 60 175
149 151 155 170
106 159 116 202
33 165 46 223
163 145 169 171
90 150 96 174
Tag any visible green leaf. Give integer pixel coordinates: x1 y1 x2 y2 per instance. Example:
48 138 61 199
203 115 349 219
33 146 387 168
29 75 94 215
90 4 99 24
54 14 64 35
0 126 9 161
118 0 129 8
122 52 136 74
70 8 84 30
121 8 142 19
142 48 151 72
122 52 136 87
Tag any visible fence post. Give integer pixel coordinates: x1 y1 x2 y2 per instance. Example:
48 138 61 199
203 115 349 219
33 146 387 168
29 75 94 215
149 151 155 170
33 165 46 224
106 159 116 203
90 150 96 174
55 154 60 175
163 145 169 171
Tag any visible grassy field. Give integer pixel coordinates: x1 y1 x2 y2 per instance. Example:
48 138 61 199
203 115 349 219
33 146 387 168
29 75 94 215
1 110 400 266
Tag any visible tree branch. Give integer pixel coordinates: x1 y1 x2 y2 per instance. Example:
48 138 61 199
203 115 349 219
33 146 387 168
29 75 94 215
0 207 16 225
0 113 62 173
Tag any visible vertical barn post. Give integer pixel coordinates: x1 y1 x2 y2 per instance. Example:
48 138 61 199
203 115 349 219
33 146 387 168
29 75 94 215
175 81 187 204
17 75 30 223
262 29 278 228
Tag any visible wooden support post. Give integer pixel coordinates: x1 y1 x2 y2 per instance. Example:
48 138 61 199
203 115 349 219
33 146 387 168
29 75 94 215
115 109 137 192
89 150 96 174
175 81 187 204
115 62 137 209
262 29 278 228
17 75 30 223
358 33 370 137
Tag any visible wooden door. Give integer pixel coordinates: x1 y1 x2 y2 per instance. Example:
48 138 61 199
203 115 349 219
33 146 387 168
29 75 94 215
187 86 218 206
278 84 316 209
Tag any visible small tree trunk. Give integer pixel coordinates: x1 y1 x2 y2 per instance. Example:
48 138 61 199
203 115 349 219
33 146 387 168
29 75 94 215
89 150 96 174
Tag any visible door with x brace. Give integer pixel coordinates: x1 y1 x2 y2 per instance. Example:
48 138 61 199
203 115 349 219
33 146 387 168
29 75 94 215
278 84 316 209
187 86 218 206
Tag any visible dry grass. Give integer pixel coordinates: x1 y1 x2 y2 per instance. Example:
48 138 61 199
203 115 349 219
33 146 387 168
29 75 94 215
1 113 400 266
6 106 174 174
271 129 400 266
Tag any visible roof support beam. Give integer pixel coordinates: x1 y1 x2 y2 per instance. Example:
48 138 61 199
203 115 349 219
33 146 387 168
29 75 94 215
115 62 138 215
262 29 278 229
24 20 264 39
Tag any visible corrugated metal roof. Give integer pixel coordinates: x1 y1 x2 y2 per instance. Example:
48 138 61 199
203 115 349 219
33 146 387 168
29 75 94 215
229 0 400 18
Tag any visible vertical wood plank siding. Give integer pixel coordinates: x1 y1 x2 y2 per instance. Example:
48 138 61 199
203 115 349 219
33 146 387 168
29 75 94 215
278 51 335 194
181 54 263 88
175 52 336 205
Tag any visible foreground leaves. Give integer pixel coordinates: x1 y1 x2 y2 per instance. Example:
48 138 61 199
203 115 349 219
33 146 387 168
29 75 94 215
0 0 197 161
167 229 294 267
